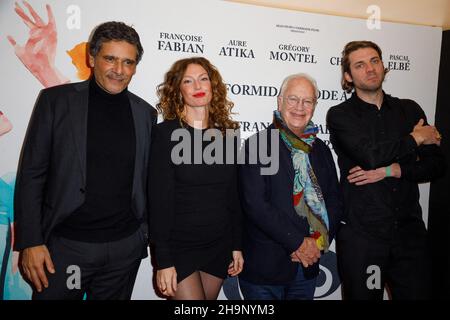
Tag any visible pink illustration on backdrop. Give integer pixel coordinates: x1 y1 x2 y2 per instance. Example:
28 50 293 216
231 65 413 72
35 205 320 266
7 1 70 88
0 112 13 137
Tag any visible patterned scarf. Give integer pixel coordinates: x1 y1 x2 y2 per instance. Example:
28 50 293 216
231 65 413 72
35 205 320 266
273 110 330 252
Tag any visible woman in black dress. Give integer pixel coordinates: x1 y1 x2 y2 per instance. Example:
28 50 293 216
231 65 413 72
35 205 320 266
149 57 243 299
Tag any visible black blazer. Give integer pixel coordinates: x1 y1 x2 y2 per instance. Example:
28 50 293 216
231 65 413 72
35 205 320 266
238 124 342 285
14 80 157 251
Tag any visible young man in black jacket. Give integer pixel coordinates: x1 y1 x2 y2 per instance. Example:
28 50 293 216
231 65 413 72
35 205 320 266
327 40 445 300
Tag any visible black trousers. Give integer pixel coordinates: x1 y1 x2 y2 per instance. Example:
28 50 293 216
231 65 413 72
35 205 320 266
32 228 147 300
336 221 431 300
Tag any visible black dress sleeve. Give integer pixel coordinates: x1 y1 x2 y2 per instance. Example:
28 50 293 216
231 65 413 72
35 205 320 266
228 139 243 250
148 123 176 269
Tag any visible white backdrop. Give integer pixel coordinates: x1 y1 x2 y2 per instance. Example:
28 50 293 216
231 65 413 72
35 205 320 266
0 0 442 300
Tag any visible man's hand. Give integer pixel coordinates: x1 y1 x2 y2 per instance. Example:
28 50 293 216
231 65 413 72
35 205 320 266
21 245 55 292
156 267 177 297
347 163 401 186
410 119 441 146
348 166 385 185
291 237 321 268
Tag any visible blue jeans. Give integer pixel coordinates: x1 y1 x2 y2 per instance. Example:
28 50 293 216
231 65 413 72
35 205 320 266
239 265 317 300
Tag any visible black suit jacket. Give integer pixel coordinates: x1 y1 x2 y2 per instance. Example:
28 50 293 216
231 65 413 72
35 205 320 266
238 125 342 285
14 80 157 251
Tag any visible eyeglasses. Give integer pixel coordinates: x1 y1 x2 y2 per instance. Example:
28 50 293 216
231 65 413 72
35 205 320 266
283 95 316 108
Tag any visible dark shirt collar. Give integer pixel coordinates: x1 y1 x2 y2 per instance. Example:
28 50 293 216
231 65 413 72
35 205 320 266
351 90 393 112
89 76 128 101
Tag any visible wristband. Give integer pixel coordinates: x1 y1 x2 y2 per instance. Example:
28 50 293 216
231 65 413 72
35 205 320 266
385 165 391 177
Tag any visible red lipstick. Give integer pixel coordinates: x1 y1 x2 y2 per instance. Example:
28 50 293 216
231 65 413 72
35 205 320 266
193 92 206 98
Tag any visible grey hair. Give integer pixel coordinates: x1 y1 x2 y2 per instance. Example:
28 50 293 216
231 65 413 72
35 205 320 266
278 73 320 99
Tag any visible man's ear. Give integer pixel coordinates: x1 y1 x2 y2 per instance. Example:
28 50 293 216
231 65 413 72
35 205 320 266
277 96 282 111
344 71 353 83
88 54 95 68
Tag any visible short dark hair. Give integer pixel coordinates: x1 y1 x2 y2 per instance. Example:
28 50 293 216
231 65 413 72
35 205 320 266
89 21 143 63
341 40 389 93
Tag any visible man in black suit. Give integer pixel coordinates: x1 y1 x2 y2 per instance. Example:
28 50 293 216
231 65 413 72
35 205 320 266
14 21 156 300
238 73 342 300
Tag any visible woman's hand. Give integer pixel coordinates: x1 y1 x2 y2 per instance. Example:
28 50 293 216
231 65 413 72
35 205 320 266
156 267 177 297
228 250 244 277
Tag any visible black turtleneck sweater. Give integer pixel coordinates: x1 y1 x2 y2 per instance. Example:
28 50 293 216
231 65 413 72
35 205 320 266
55 78 139 242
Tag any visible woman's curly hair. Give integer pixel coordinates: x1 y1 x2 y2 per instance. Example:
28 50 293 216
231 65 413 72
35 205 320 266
156 57 239 132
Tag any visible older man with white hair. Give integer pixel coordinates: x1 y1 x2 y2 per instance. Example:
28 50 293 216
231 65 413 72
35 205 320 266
238 73 342 300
